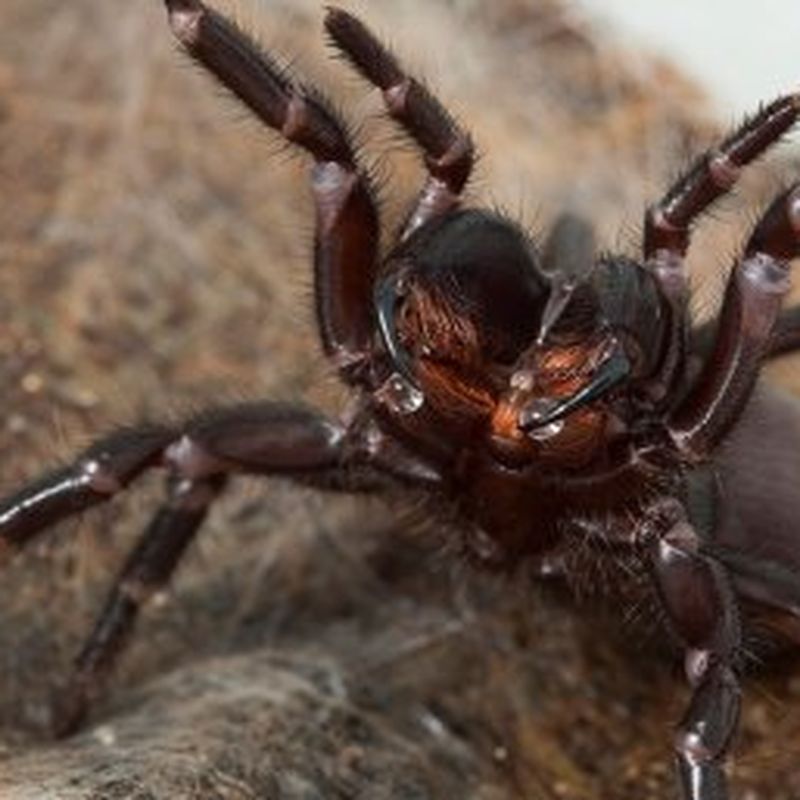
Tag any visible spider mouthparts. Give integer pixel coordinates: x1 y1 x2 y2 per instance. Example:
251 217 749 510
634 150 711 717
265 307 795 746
519 343 631 436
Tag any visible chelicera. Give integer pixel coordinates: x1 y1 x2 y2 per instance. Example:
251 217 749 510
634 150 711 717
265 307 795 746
2 3 800 798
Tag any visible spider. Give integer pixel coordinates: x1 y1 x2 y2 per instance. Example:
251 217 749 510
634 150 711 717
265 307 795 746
2 2 800 798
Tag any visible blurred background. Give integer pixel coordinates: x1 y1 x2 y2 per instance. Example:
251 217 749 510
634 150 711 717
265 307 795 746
576 0 800 117
1 2 799 798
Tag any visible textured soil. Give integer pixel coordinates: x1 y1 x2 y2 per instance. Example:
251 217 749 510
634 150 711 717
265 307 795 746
2 1 800 798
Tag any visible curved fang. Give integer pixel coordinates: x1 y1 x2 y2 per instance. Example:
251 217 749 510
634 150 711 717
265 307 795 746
519 343 631 432
374 270 421 389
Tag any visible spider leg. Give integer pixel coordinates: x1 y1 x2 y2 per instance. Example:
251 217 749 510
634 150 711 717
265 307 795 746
648 497 741 800
0 425 173 560
163 0 380 384
766 303 800 357
0 401 440 559
53 472 226 736
644 95 800 397
694 303 800 361
0 401 441 733
669 185 800 457
325 8 475 240
0 405 343 560
645 94 800 264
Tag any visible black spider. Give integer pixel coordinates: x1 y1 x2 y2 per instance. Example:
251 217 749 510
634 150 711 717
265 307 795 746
2 4 800 799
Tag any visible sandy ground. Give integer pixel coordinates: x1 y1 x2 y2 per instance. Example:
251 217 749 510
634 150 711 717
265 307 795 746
1 1 800 798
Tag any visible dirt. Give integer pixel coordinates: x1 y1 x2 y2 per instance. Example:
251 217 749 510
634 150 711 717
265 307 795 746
1 1 800 798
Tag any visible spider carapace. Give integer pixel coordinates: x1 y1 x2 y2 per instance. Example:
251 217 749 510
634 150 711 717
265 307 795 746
2 3 800 799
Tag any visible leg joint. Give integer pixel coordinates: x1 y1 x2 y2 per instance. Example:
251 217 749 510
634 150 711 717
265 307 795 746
675 665 741 765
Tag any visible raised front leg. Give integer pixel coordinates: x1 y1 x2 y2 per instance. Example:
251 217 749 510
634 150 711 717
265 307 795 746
649 500 742 800
669 185 800 456
643 95 800 398
645 95 800 262
325 8 475 240
164 0 380 383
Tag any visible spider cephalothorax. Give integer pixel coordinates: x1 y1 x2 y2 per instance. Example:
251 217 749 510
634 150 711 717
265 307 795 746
372 208 662 477
3 4 800 799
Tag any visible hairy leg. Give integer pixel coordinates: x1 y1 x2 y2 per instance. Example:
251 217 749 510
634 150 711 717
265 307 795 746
0 425 172 558
645 95 800 262
766 304 800 357
669 185 800 456
53 473 226 736
325 8 475 240
644 95 800 397
693 303 800 361
648 498 741 800
0 402 440 732
164 0 380 383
